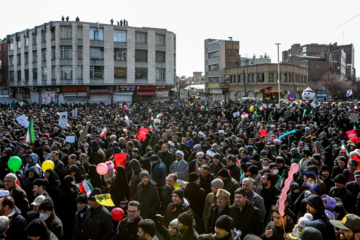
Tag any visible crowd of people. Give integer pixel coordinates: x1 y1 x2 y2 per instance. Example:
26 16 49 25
0 99 359 240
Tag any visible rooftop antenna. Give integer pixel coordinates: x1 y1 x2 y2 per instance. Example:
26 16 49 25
228 37 233 41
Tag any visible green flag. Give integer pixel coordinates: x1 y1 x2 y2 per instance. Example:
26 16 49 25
26 116 36 144
275 170 285 189
302 109 307 118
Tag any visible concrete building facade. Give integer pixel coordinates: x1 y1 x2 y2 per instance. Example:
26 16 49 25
6 19 176 104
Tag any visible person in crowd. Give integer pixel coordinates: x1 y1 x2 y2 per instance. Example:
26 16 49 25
26 218 58 240
38 198 63 240
242 177 266 219
177 211 198 240
4 173 30 215
0 216 9 240
207 189 231 234
116 201 143 240
330 214 360 240
212 215 240 240
160 174 177 215
262 205 294 240
0 196 27 240
217 168 240 203
169 150 189 181
137 219 158 240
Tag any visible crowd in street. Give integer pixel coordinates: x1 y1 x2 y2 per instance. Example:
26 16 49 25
0 98 359 240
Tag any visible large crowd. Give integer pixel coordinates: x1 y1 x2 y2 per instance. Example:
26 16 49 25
0 99 359 240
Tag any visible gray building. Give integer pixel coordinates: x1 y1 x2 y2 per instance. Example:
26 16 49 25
6 19 176 104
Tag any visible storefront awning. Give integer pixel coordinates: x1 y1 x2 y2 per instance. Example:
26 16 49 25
89 90 113 94
136 92 156 96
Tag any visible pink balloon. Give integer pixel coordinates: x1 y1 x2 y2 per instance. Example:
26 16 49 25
279 203 286 216
111 207 124 221
96 163 108 175
288 163 299 175
278 163 299 216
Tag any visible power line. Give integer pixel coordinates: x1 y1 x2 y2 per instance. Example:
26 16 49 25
327 13 360 32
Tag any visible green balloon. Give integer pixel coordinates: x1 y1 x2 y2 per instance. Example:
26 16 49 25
8 156 22 172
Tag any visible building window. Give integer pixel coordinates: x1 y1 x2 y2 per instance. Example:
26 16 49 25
135 32 147 44
60 66 72 80
17 70 21 81
77 66 83 79
156 34 165 46
114 31 126 42
208 51 219 58
252 74 255 82
257 73 264 82
25 38 29 47
60 46 72 59
41 33 46 43
9 71 14 82
208 77 219 83
77 27 83 40
156 51 165 63
156 68 166 81
17 54 21 65
90 66 104 79
51 47 56 60
17 40 21 49
208 64 219 71
60 27 72 40
90 28 103 41
41 49 46 62
9 56 14 66
41 67 47 80
78 47 83 60
238 75 241 83
247 74 251 82
33 51 37 63
32 35 36 45
51 31 55 41
90 47 104 60
135 50 147 62
24 53 29 65
33 68 37 80
284 73 287 82
289 74 292 82
9 42 13 50
114 49 127 61
51 67 56 79
114 67 127 79
135 68 147 80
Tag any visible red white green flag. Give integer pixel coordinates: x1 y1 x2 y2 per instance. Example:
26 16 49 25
341 142 349 156
26 116 36 145
156 113 164 118
149 124 154 131
79 180 94 197
100 125 107 137
355 103 359 111
123 127 128 135
259 106 264 111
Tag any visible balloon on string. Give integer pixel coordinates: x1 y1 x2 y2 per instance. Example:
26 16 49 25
8 156 22 172
41 160 55 172
111 207 124 221
279 163 299 216
279 130 296 139
96 163 108 175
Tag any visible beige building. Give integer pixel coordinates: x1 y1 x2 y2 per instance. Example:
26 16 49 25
221 63 308 101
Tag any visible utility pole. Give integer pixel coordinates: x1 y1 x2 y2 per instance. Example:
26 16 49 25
275 43 281 108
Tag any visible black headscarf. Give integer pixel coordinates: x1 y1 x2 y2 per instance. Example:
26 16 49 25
110 165 129 207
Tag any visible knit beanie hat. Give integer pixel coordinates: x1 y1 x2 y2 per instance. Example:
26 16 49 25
77 194 88 204
178 211 193 227
215 215 233 233
140 170 150 180
39 198 54 212
290 182 300 191
169 219 178 229
290 148 299 154
173 189 184 201
218 168 230 178
188 172 199 182
211 179 224 189
252 154 260 162
334 174 346 185
27 219 49 238
260 150 267 156
227 155 237 163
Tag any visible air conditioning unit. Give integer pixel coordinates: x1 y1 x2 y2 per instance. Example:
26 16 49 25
56 88 60 93
17 88 23 93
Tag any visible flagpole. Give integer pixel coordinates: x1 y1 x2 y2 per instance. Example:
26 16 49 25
276 43 281 108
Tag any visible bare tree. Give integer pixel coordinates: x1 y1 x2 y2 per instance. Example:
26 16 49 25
320 72 354 99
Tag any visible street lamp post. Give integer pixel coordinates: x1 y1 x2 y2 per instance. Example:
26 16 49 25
275 43 281 108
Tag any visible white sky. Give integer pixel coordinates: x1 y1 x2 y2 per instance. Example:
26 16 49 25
1 0 359 78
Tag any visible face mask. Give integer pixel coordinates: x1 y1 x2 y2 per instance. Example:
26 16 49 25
262 166 269 170
39 213 49 221
272 169 279 175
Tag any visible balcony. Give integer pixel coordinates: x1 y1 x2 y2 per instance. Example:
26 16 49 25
90 79 105 85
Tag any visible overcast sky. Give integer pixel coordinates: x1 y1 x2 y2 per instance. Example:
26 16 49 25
1 0 359 78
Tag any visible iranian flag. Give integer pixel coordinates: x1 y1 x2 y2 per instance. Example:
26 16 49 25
355 103 359 111
259 105 264 111
354 124 357 130
26 116 36 145
79 180 94 197
156 113 164 118
123 127 128 135
100 125 107 137
149 124 154 131
275 170 285 189
236 158 243 181
341 142 349 156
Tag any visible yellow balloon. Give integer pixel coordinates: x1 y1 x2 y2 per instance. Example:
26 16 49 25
42 160 54 172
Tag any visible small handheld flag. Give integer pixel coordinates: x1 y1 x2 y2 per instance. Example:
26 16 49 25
100 126 107 137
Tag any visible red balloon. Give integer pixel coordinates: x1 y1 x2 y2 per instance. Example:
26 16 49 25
111 207 124 221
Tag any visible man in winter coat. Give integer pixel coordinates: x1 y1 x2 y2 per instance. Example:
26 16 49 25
212 215 240 240
345 170 360 214
0 196 27 240
158 144 174 173
76 188 114 240
150 155 167 191
229 188 264 238
304 194 336 240
89 140 105 165
169 150 189 181
262 205 294 240
217 168 240 203
4 173 30 215
26 218 58 240
160 173 176 215
184 172 206 234
329 174 353 213
164 189 192 226
116 201 143 240
38 198 63 240
129 159 142 199
226 155 240 182
177 211 198 240
242 178 266 219
136 170 160 220
208 189 231 234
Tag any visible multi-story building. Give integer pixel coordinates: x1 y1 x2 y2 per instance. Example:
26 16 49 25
204 38 239 101
0 39 8 91
221 63 308 102
240 54 271 66
6 18 176 104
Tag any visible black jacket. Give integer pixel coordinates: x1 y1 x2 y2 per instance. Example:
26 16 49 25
116 216 143 240
261 218 294 240
6 211 27 240
136 180 160 220
184 182 206 233
164 199 192 227
256 185 281 221
89 141 105 165
229 201 264 238
44 212 63 240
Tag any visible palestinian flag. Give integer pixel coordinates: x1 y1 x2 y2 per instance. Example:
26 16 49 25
275 170 285 189
100 125 107 137
26 116 36 145
259 106 264 111
156 113 164 118
79 180 94 197
355 103 359 111
341 142 349 156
